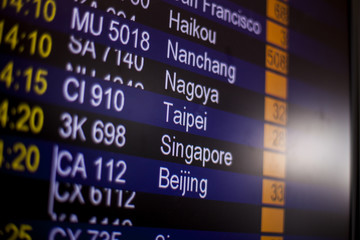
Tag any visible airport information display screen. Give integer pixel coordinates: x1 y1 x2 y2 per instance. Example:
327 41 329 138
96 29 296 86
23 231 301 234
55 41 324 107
0 0 351 239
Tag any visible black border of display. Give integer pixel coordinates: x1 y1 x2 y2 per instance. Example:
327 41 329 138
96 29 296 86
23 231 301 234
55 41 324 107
350 0 359 239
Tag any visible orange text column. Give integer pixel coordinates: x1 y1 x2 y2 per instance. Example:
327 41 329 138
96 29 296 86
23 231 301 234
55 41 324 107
262 0 289 240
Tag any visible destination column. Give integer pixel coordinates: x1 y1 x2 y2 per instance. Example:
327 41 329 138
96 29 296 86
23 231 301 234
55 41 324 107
262 0 289 239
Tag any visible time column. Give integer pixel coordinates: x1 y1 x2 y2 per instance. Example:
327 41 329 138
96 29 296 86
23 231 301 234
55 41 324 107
0 0 56 238
262 0 289 240
0 0 55 171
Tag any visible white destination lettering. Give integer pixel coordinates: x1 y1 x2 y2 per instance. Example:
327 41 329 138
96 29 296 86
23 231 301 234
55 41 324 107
158 167 208 198
164 101 207 132
167 39 236 84
202 0 262 35
160 134 233 167
169 9 217 45
165 69 219 105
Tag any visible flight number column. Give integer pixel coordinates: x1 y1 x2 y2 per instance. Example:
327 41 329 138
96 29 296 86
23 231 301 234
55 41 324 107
262 0 289 239
48 1 152 230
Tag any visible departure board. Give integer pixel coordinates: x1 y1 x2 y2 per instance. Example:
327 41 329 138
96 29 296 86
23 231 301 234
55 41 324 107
0 0 351 240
